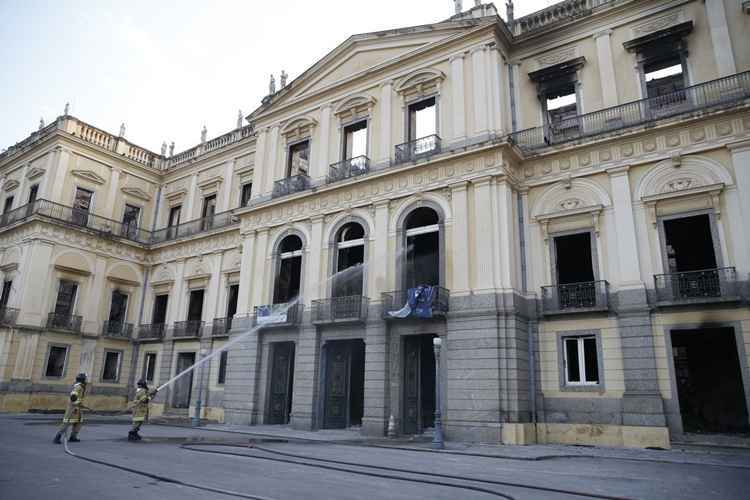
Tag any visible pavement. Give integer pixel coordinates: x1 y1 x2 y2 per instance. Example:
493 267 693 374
2 413 750 499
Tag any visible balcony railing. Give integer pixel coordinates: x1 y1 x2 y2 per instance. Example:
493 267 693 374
541 280 609 315
312 295 369 324
394 135 441 165
150 209 239 244
253 303 302 327
137 323 165 341
46 312 82 333
272 174 311 198
212 317 233 336
327 156 370 184
382 286 449 319
102 321 133 339
173 320 204 338
654 267 738 305
509 71 750 152
0 307 19 327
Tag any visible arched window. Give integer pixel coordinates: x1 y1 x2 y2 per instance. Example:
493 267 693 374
332 222 365 297
273 235 303 304
404 207 440 288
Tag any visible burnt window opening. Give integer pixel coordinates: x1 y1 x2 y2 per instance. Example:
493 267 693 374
143 352 157 383
333 222 365 298
187 289 205 322
108 290 128 324
408 97 437 142
54 280 78 316
226 284 239 319
343 121 368 160
2 196 13 214
122 204 140 237
528 57 585 140
663 214 717 274
544 82 578 130
28 185 38 204
168 205 181 227
152 294 168 325
563 336 600 385
217 350 228 385
240 183 253 207
553 232 597 309
101 350 121 382
0 280 12 308
72 187 93 225
287 140 310 177
274 235 303 304
44 345 68 378
404 207 440 289
645 55 685 99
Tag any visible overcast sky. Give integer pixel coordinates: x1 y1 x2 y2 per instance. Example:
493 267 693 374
0 0 556 155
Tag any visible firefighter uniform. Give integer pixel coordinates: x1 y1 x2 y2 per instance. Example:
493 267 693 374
54 375 87 444
129 381 157 441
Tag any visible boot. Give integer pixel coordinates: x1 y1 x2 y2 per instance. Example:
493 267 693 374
53 432 62 444
127 430 137 441
68 434 80 443
134 431 142 441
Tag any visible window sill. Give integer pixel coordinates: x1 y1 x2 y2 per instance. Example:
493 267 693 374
559 384 605 393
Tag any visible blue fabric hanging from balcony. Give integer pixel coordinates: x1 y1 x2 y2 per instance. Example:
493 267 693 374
388 285 435 319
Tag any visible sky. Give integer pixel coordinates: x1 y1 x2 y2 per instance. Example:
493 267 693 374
0 0 557 155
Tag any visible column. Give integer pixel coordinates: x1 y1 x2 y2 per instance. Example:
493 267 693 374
252 128 268 201
728 141 750 276
205 251 224 323
236 231 257 316
16 239 54 326
316 105 332 179
304 215 325 304
184 173 199 220
38 149 58 201
495 179 516 290
471 45 489 137
378 81 393 165
472 177 496 292
13 164 29 210
84 257 107 335
103 168 121 219
250 229 270 307
167 259 186 325
263 126 280 196
218 160 234 212
48 147 71 202
449 53 467 144
594 29 619 107
705 0 736 77
607 166 642 287
490 48 506 135
450 182 470 293
368 200 390 299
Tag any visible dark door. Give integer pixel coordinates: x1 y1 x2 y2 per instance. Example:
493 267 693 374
402 335 436 435
267 342 295 424
201 195 216 230
173 352 195 408
554 232 596 308
152 295 168 324
54 281 78 316
226 284 239 330
323 340 365 429
26 185 38 217
187 290 204 321
167 205 181 239
122 204 140 238
72 188 93 226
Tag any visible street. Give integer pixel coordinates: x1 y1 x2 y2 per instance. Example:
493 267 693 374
1 415 749 499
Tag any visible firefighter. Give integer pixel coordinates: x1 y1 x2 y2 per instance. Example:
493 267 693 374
128 379 157 441
53 373 87 444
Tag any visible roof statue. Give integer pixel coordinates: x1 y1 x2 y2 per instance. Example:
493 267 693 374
64 102 70 115
506 0 514 22
161 141 167 156
475 0 481 6
269 74 276 95
169 141 175 157
454 0 462 14
237 109 243 129
39 118 45 130
280 70 288 88
201 125 207 143
119 123 126 137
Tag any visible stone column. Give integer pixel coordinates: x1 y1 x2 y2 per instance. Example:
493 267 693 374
48 147 71 202
218 160 234 212
305 215 325 304
449 53 467 145
16 239 54 326
594 29 619 107
252 128 268 200
378 81 393 166
184 173 199 221
84 257 108 335
316 105 332 179
205 251 224 325
167 259 187 325
264 126 280 196
369 201 390 299
450 182 470 294
471 45 489 138
236 231 257 316
607 166 642 288
489 48 505 135
250 229 270 307
496 178 516 290
727 141 750 276
705 0 736 77
472 177 496 292
361 319 389 436
103 168 121 220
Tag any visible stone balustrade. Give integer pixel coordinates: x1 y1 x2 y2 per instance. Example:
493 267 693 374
514 0 593 35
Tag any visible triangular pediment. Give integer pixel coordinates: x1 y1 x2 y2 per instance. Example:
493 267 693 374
71 169 106 185
121 186 152 201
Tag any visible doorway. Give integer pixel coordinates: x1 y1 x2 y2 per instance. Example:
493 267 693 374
553 231 596 309
671 328 749 434
267 342 295 425
402 334 437 435
173 352 195 409
322 339 365 429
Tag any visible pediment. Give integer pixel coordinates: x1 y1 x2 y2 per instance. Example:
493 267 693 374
26 167 45 180
198 175 223 191
3 179 19 192
121 186 152 201
71 169 106 185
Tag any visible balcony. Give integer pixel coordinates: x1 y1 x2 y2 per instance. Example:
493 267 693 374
253 303 302 328
150 209 239 244
137 323 165 341
46 312 82 333
312 296 369 324
102 321 133 340
272 174 311 199
0 307 19 327
382 286 449 320
173 320 204 338
654 267 739 306
212 317 233 337
327 156 370 184
509 71 750 153
394 135 441 165
541 280 610 315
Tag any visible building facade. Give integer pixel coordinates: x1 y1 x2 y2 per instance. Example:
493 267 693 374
1 0 750 448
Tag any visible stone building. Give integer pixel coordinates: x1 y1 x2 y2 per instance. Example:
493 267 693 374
1 0 749 448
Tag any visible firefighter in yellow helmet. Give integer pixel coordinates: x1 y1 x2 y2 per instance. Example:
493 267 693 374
128 379 158 441
53 373 87 444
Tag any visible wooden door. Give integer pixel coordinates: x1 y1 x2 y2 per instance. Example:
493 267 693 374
267 342 295 424
173 352 195 408
402 336 421 435
323 342 351 429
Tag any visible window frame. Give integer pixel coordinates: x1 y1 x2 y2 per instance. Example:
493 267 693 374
557 330 604 392
217 350 228 385
142 352 158 384
548 228 600 286
341 119 369 161
100 349 123 383
0 279 12 308
3 195 14 214
656 209 724 275
108 289 130 323
286 139 311 178
272 233 305 305
397 205 444 290
28 184 39 204
43 343 70 379
406 96 438 143
54 279 80 316
240 183 253 207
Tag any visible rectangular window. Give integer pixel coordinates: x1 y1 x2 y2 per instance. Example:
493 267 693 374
663 214 717 273
564 336 599 385
122 204 140 237
54 280 78 316
0 280 12 308
287 140 310 177
343 121 368 160
102 350 122 382
187 289 205 321
72 187 93 226
226 284 239 319
645 55 685 100
44 345 68 378
3 196 14 214
152 294 169 324
143 352 157 383
408 97 436 142
201 195 216 219
28 185 39 204
168 205 181 227
217 350 228 385
108 290 128 323
240 183 253 207
545 83 578 130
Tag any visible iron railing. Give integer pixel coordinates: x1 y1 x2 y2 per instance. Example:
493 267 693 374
381 286 449 319
272 174 311 198
312 295 369 323
654 267 738 304
394 135 441 165
253 303 302 327
212 317 233 336
0 307 19 326
541 280 609 314
172 320 204 338
327 156 370 184
509 71 750 152
102 321 133 339
46 312 82 333
150 209 239 244
137 323 165 340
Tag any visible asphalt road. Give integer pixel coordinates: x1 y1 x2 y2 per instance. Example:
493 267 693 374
1 416 749 500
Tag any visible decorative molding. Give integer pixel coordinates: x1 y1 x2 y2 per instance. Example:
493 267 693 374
26 167 45 180
395 68 445 102
197 175 223 192
535 46 579 71
643 183 724 226
165 188 187 203
333 95 377 122
535 204 604 241
71 169 106 185
631 10 684 38
280 116 318 142
120 186 151 202
3 179 19 192
636 155 733 200
106 276 140 287
54 264 91 277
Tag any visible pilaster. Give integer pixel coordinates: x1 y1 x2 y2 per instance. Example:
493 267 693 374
48 147 71 203
369 200 390 299
607 166 642 288
250 229 270 307
316 105 332 179
472 176 496 292
705 0 736 77
184 173 199 221
470 46 489 137
236 231 257 316
594 29 619 107
449 53 467 143
727 141 750 276
450 182 470 294
378 81 393 165
17 239 54 326
103 168 121 220
305 215 325 304
252 128 268 201
83 256 108 334
218 160 234 212
168 259 187 325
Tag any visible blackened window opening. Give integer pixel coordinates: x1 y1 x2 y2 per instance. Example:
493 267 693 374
187 289 205 321
143 352 157 383
28 185 38 204
274 235 303 304
218 351 228 385
168 206 181 227
343 121 368 160
108 290 128 323
555 232 594 284
54 280 78 316
664 214 717 273
0 280 12 308
102 351 120 381
45 346 68 377
545 82 578 128
226 284 239 319
405 208 440 288
287 140 310 177
2 196 13 214
152 295 168 324
645 55 685 99
241 183 253 207
334 223 365 297
201 195 216 230
408 97 436 142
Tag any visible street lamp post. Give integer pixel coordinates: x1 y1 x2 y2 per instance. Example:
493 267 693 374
432 336 444 450
192 348 208 427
